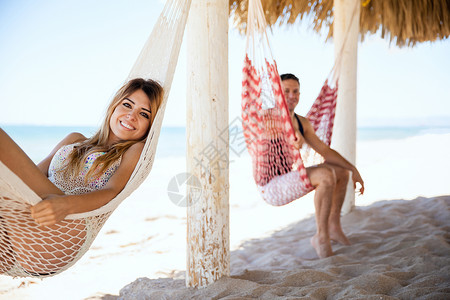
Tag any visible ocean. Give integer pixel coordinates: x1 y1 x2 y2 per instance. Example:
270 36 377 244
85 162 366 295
2 125 450 163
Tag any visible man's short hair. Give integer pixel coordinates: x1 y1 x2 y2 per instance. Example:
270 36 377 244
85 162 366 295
280 73 299 83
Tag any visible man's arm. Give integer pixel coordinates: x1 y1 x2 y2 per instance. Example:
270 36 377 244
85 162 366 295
299 116 365 194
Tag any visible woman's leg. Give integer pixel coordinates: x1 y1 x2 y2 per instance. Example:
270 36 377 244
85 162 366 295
0 128 63 197
0 129 85 275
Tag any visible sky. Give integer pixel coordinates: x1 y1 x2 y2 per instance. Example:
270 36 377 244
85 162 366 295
1 0 449 128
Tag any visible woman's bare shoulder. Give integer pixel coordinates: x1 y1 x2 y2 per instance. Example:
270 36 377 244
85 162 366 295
64 132 87 145
48 132 87 155
37 132 88 173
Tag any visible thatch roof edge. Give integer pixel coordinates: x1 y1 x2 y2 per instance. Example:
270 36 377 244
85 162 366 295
229 0 450 47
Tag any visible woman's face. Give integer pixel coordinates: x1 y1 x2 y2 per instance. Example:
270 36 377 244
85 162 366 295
108 89 152 145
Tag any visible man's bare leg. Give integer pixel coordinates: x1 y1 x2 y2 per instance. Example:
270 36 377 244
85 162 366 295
306 165 336 258
327 164 351 245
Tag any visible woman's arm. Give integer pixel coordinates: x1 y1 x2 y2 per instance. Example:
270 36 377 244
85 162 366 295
37 132 86 176
31 142 145 226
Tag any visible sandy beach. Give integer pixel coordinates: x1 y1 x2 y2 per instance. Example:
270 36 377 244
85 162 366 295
0 132 449 299
118 196 450 299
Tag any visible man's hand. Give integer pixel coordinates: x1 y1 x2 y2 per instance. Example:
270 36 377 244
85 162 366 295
352 169 365 195
292 131 305 150
31 195 71 226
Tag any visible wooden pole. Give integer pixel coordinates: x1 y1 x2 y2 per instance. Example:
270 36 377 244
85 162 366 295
186 0 230 288
332 0 360 214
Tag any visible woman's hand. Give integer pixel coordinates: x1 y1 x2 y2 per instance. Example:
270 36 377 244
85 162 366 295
31 195 72 226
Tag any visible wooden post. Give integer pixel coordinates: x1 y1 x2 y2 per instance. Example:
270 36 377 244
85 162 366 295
186 0 230 288
332 0 360 214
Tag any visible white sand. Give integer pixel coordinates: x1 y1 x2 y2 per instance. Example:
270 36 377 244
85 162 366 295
1 133 449 299
119 196 450 299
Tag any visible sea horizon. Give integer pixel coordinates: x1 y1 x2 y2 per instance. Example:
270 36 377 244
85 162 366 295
2 123 450 163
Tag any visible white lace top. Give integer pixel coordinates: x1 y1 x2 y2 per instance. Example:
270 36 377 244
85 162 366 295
48 144 121 195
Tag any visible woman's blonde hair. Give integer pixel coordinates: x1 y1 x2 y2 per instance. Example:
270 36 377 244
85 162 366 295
62 78 164 181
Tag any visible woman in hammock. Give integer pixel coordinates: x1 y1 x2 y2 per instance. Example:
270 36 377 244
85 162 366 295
0 78 163 274
279 73 364 259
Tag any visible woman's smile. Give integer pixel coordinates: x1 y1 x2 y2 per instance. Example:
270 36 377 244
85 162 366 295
108 89 152 144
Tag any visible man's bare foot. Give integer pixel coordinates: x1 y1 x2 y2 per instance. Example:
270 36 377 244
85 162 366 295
329 225 351 246
310 234 333 258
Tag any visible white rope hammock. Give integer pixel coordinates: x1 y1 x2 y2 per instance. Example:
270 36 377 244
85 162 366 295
0 0 192 278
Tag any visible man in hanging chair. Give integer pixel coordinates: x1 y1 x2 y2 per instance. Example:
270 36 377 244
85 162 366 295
281 73 365 259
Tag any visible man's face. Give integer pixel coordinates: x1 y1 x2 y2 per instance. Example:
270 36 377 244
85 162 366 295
281 79 300 112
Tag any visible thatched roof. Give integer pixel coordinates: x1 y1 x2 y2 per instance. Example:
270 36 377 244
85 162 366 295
229 0 450 47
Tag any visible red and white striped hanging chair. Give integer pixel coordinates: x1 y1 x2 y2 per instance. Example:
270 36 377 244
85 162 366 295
241 0 339 206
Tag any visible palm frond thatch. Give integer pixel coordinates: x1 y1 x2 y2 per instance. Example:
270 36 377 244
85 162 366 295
229 0 450 47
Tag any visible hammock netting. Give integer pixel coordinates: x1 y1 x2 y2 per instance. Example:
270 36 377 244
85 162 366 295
242 0 338 207
0 0 192 278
